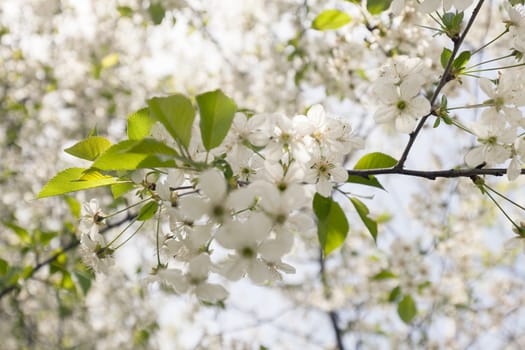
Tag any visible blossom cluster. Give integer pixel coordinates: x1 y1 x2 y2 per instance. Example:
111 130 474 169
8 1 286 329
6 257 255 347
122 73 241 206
372 56 432 133
465 68 525 180
8 0 525 348
78 104 363 302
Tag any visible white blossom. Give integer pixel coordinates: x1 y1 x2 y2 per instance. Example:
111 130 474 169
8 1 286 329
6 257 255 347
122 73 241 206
373 79 431 133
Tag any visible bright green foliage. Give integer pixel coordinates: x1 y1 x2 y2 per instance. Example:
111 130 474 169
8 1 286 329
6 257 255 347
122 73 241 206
0 259 8 276
441 48 470 79
372 269 398 280
0 264 22 290
313 193 349 257
453 51 471 70
111 182 136 199
347 174 384 189
64 195 81 219
92 139 178 171
350 197 378 242
440 48 452 69
137 201 159 221
442 11 464 39
64 136 112 161
4 222 57 251
3 222 31 245
73 265 94 296
197 89 237 151
116 6 133 17
389 286 402 302
147 94 196 149
33 229 57 247
433 95 453 128
398 294 417 323
37 168 120 198
354 152 398 169
312 10 351 31
128 107 155 140
347 152 398 190
148 3 166 25
367 0 393 15
101 53 119 69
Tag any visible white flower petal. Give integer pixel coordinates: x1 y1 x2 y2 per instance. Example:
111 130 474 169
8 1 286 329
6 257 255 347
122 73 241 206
395 114 417 133
178 196 209 221
465 146 485 167
195 282 228 302
247 259 272 284
508 157 522 181
199 169 226 202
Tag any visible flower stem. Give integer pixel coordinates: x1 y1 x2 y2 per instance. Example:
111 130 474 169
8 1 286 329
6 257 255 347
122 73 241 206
483 186 522 232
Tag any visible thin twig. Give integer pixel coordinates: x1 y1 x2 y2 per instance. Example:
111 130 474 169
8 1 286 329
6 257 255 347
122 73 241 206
0 212 136 300
347 166 521 180
395 0 485 170
319 249 346 350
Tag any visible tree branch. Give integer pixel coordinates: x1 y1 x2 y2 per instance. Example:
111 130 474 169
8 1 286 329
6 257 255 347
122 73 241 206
329 310 345 350
347 166 518 180
395 0 485 170
319 250 346 350
0 213 136 300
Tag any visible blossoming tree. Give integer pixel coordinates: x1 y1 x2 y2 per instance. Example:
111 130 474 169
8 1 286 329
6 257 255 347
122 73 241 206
2 0 525 348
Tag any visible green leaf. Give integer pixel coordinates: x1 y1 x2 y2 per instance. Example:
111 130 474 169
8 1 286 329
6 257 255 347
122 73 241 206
347 152 398 190
347 174 384 189
128 108 155 140
21 265 33 279
350 197 378 242
37 168 119 198
64 195 81 219
3 267 20 286
372 269 397 280
388 286 402 302
35 230 57 246
117 6 133 17
398 295 417 323
354 152 398 171
64 136 112 161
312 10 351 31
442 12 463 39
125 138 178 155
147 94 195 149
92 139 178 171
433 117 441 128
313 193 349 257
4 222 32 244
134 329 151 346
453 50 471 70
212 157 234 181
111 182 136 199
197 89 237 151
101 53 119 69
367 0 393 15
137 201 159 221
0 259 9 276
60 271 76 292
148 3 166 25
74 266 94 295
440 48 452 69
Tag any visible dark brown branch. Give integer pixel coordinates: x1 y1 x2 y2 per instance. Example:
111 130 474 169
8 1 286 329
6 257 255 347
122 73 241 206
347 166 519 180
319 249 346 350
395 0 486 170
0 212 136 300
329 310 345 350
